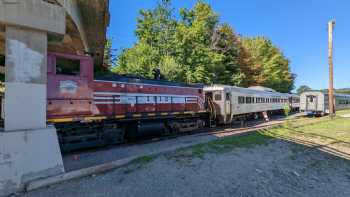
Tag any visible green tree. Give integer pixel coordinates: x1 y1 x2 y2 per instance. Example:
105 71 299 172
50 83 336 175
159 56 184 81
113 42 159 78
103 38 114 67
335 88 350 95
296 85 312 95
135 0 177 57
95 38 115 76
211 24 253 86
114 0 180 80
113 0 295 91
242 37 295 92
174 1 220 83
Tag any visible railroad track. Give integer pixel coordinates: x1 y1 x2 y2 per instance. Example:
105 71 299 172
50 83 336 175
130 113 322 147
121 117 287 148
64 114 314 156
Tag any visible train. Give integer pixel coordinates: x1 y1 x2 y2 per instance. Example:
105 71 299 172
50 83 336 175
300 91 350 115
2 52 300 152
204 85 300 124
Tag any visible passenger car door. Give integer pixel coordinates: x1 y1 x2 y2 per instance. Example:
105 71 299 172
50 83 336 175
225 92 231 116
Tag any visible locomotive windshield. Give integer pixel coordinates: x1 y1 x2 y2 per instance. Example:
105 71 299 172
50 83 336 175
56 58 80 76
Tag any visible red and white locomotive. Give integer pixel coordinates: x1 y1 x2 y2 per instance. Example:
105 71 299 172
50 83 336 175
47 52 208 151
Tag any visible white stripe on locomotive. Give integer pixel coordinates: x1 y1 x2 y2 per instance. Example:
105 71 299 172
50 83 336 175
93 92 202 105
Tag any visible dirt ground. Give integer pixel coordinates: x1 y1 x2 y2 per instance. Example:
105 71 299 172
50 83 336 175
22 137 350 197
19 112 350 197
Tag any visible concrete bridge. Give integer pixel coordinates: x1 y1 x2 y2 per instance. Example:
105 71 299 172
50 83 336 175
0 1 109 196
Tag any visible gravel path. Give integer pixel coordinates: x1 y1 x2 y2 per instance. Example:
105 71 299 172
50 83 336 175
23 139 350 197
63 117 286 171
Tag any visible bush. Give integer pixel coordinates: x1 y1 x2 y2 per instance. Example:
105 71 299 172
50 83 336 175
283 105 291 117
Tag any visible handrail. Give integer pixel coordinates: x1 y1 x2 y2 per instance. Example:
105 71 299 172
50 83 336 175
207 97 216 121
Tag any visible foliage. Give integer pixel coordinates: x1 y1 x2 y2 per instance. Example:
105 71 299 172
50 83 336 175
297 85 312 95
283 105 291 117
241 37 295 93
113 42 159 78
159 56 185 81
114 0 295 91
95 38 115 76
103 38 115 67
335 89 350 95
320 88 350 95
174 132 272 158
210 24 253 86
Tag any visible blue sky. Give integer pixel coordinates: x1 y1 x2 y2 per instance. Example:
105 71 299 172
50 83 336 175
108 0 350 90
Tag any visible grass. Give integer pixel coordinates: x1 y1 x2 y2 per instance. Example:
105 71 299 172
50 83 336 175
174 131 274 158
128 109 350 168
122 155 157 174
132 155 156 165
174 109 350 159
267 110 350 142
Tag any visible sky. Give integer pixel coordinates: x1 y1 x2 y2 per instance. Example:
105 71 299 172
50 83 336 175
108 0 350 90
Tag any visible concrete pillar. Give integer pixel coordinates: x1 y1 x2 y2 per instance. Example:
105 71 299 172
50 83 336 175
0 25 65 197
0 1 66 196
4 26 47 131
0 126 64 196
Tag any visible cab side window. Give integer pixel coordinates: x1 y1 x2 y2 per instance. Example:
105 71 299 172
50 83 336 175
56 58 80 76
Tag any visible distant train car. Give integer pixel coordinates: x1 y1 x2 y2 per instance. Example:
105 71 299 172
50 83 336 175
204 85 290 124
300 91 350 115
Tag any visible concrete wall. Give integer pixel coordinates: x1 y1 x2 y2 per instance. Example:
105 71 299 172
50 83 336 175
0 127 64 196
4 26 47 131
5 27 47 84
5 83 46 131
0 0 65 34
56 0 88 51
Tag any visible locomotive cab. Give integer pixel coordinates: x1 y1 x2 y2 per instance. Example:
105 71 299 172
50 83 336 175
47 53 94 121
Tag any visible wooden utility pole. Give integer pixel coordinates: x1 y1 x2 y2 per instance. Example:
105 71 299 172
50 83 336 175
328 20 335 117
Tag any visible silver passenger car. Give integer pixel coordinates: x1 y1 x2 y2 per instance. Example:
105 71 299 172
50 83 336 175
204 85 290 124
300 91 350 115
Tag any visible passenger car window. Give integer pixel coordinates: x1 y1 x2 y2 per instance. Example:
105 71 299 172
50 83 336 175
56 58 80 76
215 94 222 101
238 96 245 104
309 97 313 102
246 97 252 104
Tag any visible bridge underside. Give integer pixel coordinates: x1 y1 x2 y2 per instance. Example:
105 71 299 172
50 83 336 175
0 0 109 66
